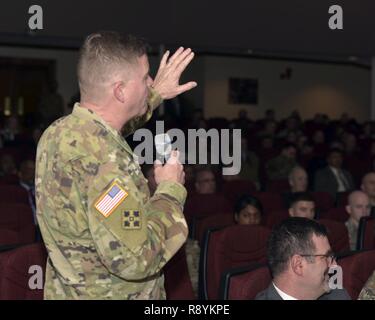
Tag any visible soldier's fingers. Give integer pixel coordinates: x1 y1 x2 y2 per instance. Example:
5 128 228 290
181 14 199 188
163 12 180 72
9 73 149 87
159 50 170 69
167 47 184 65
175 82 198 95
175 52 195 75
172 48 192 68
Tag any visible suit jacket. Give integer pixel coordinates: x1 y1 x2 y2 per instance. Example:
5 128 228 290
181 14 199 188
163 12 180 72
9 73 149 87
314 166 354 198
255 283 351 300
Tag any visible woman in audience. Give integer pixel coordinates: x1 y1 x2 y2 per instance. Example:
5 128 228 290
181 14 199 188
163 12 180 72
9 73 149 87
185 194 263 296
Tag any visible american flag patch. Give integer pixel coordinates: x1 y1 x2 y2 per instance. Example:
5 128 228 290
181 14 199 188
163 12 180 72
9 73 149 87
94 181 128 218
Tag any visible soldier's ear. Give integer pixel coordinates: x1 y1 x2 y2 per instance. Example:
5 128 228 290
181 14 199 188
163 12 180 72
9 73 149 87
113 81 126 103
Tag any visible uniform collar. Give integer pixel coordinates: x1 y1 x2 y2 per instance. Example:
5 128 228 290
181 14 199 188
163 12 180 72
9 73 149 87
71 103 133 155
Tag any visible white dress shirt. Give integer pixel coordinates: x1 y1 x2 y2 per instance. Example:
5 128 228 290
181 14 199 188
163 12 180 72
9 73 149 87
273 282 298 300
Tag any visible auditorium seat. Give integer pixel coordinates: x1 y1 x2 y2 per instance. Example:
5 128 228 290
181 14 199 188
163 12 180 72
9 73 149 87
356 217 375 250
253 192 284 214
0 243 47 300
338 250 375 299
220 264 271 300
164 245 196 300
0 186 30 205
318 219 350 253
184 193 232 222
221 180 257 205
0 204 35 246
265 180 290 193
265 210 289 229
194 213 234 244
200 225 270 300
311 192 335 213
336 192 350 207
319 207 348 223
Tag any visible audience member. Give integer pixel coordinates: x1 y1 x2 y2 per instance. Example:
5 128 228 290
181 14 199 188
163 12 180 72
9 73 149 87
288 193 316 219
256 217 351 300
345 191 371 250
266 143 297 181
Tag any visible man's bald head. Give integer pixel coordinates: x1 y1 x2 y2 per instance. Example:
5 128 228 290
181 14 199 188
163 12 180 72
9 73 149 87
346 190 370 223
78 31 147 104
288 166 308 192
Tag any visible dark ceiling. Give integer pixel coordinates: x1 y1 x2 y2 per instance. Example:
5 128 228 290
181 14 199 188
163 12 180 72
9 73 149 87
0 0 374 61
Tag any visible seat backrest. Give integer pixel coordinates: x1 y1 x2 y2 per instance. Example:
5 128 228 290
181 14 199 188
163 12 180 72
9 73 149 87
318 219 350 253
204 225 270 300
357 217 375 250
336 192 350 207
319 207 348 223
253 192 284 214
338 250 375 299
265 210 289 229
0 243 47 300
265 180 290 193
311 192 335 213
221 180 257 205
0 186 29 205
224 264 271 300
0 204 35 245
194 213 234 244
184 193 232 221
163 245 196 300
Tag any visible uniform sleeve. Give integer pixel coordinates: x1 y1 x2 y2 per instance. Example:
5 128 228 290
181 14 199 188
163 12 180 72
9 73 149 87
83 160 188 281
122 87 163 137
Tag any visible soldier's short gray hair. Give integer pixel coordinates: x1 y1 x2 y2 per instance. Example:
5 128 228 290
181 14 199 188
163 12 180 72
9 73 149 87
77 31 148 101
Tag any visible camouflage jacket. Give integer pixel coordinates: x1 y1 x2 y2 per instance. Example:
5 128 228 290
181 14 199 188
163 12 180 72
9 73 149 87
358 270 375 300
36 91 188 300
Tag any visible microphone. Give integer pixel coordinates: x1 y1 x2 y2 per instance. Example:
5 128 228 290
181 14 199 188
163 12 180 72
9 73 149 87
154 133 172 164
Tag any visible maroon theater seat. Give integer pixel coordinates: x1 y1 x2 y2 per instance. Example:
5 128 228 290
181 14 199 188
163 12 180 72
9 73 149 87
311 192 335 213
265 180 290 193
338 250 375 299
0 243 47 300
184 193 232 221
221 180 257 205
320 207 348 223
164 245 196 300
318 219 350 253
194 213 234 244
0 186 30 205
253 192 284 214
222 264 271 300
0 204 35 246
202 225 270 300
357 217 375 250
265 210 289 229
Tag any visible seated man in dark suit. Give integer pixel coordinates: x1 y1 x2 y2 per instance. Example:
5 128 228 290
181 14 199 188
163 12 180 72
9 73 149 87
256 217 351 300
314 148 355 198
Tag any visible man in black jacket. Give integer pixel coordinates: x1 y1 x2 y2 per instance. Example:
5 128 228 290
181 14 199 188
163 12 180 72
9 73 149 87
256 218 351 300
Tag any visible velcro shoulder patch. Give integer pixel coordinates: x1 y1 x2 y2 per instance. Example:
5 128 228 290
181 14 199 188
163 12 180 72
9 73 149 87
94 180 128 218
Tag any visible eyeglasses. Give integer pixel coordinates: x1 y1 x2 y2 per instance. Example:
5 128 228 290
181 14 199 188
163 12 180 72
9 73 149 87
299 253 336 264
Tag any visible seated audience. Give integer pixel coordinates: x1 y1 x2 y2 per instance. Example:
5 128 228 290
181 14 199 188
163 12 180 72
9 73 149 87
288 166 308 193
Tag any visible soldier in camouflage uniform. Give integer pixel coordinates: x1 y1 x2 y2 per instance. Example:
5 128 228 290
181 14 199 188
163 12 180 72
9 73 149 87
36 31 197 299
358 270 375 300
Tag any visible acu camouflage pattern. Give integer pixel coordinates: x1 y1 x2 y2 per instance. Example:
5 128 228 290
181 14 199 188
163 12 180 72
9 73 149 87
358 270 375 300
36 89 188 300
